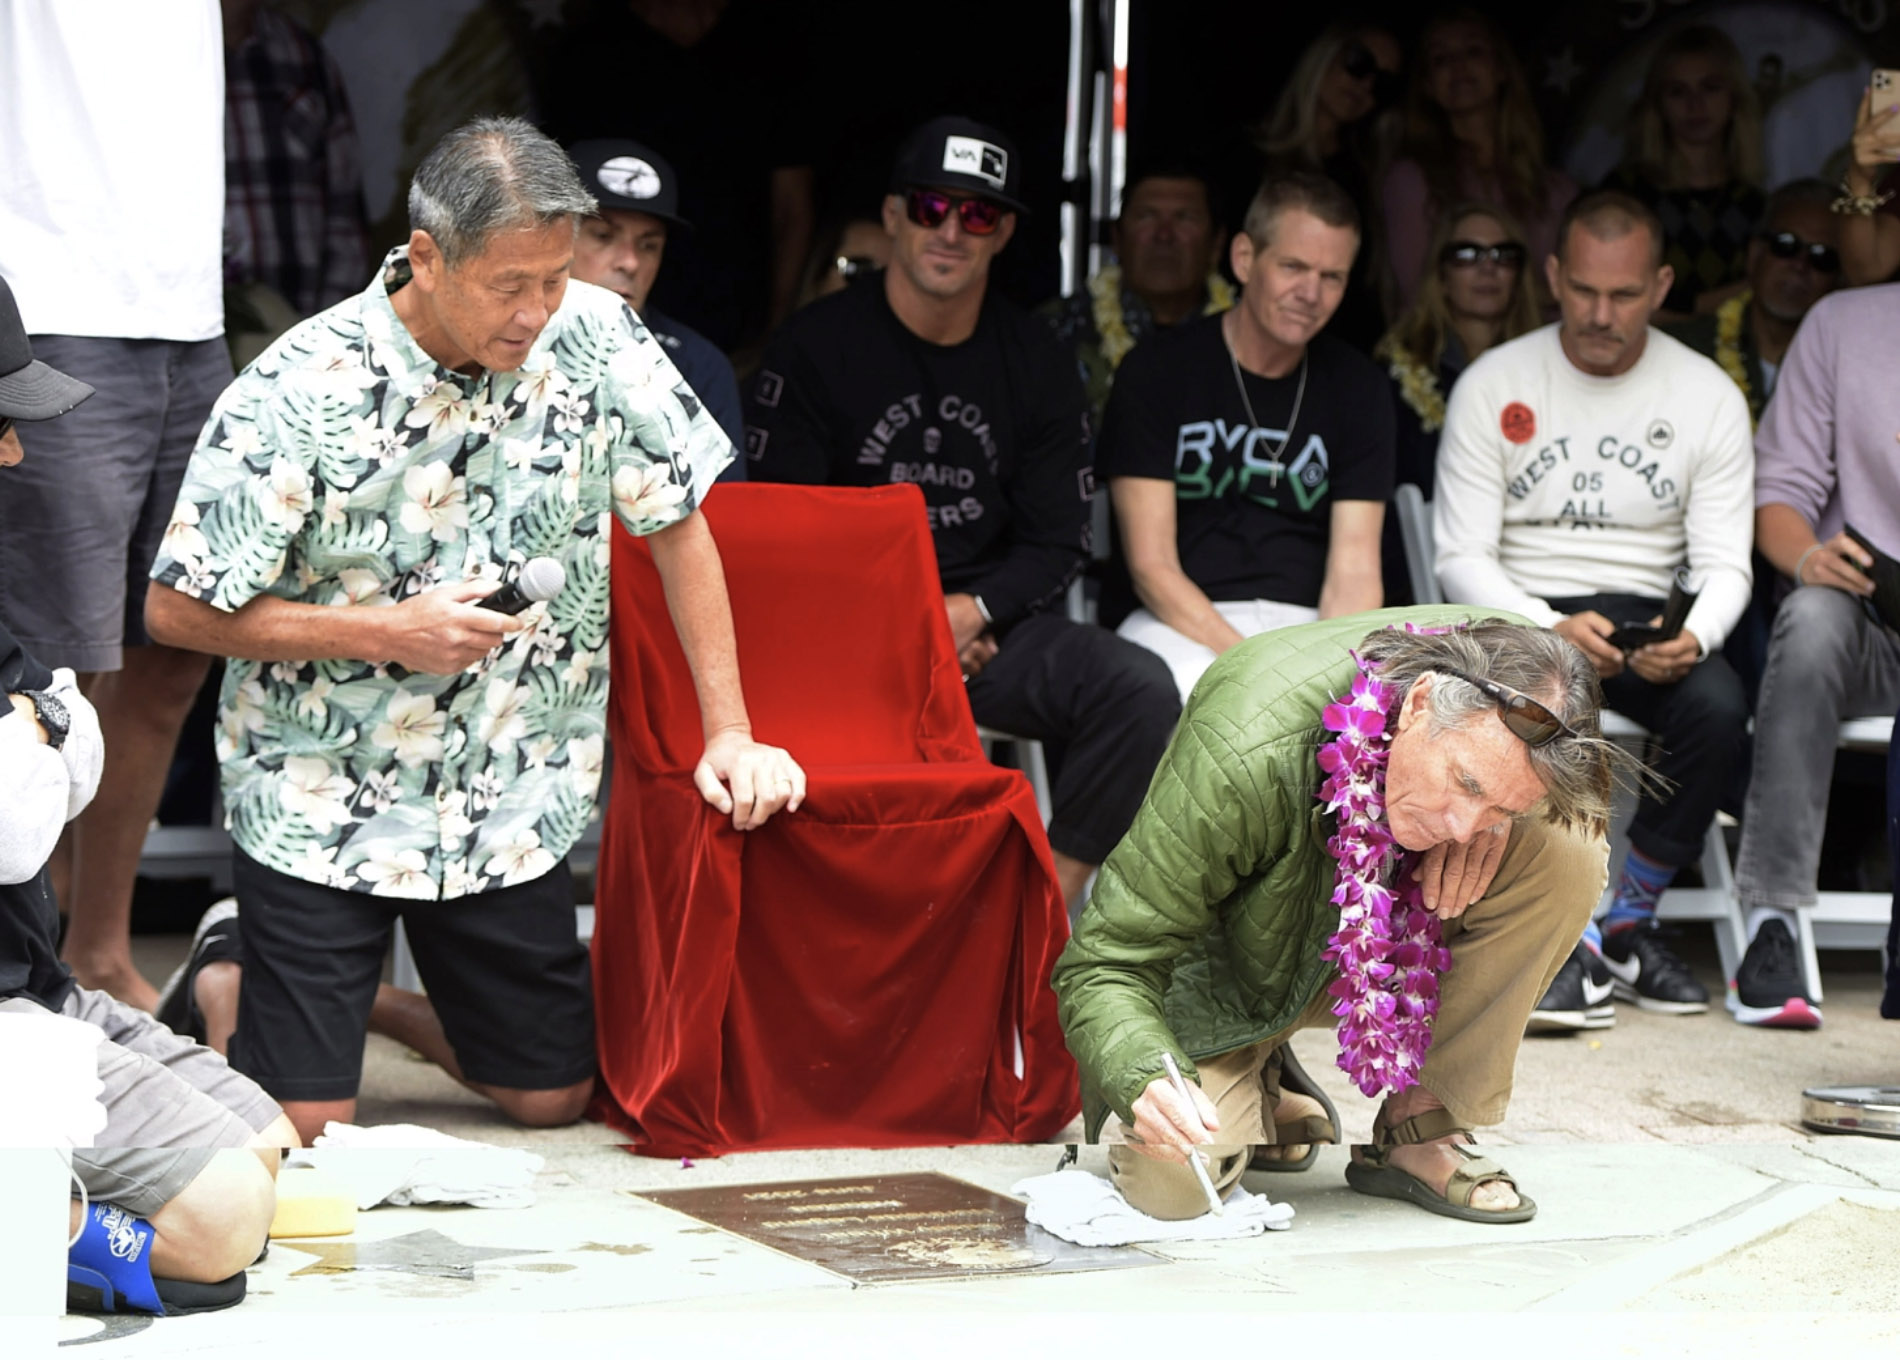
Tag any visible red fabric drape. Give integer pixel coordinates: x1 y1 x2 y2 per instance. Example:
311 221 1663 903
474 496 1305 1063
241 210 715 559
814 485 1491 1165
592 483 1080 1156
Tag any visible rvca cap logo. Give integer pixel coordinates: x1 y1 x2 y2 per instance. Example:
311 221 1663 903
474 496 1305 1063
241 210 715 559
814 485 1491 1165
596 156 661 200
942 136 1007 189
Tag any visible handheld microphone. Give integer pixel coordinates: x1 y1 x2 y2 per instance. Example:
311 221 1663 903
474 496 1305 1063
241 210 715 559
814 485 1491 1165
479 557 567 615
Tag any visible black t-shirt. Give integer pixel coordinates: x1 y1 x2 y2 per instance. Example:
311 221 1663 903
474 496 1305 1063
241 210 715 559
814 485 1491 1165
1096 315 1394 607
743 275 1092 632
0 622 72 1011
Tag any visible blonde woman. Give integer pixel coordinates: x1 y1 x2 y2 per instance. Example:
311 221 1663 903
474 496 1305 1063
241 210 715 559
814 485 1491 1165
1374 202 1539 604
1249 23 1403 349
1376 202 1541 499
1380 10 1576 312
1607 24 1765 322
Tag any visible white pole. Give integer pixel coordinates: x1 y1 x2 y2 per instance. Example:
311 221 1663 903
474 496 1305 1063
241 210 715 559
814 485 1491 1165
1060 0 1088 296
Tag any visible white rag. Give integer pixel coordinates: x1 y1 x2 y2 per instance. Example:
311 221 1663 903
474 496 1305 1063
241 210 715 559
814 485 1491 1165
290 1121 544 1210
1011 1168 1294 1246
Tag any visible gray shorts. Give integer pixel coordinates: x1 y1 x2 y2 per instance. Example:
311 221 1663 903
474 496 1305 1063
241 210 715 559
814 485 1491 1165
0 334 232 672
2 988 281 1218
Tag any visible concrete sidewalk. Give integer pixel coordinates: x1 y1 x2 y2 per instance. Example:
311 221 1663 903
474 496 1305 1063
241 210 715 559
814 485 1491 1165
46 932 1900 1354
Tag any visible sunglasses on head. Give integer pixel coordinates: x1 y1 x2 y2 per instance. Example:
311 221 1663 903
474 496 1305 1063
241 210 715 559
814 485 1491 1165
905 188 1005 236
1441 240 1526 269
1437 667 1578 747
1759 230 1839 274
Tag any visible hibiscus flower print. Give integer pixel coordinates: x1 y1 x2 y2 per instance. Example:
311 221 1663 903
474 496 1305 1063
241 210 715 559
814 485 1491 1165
515 359 568 407
612 463 687 524
221 423 266 462
278 755 356 834
160 502 208 568
398 462 468 543
550 388 590 435
406 378 472 440
258 457 315 532
482 828 556 886
477 679 528 752
345 413 404 466
371 689 447 767
357 847 434 898
359 767 401 813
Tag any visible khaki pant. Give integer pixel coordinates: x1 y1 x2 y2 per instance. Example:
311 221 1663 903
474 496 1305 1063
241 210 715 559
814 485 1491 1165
1108 813 1606 1220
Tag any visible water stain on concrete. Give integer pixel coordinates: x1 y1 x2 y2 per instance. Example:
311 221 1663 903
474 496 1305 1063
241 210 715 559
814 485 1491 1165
512 1263 578 1274
575 1241 653 1256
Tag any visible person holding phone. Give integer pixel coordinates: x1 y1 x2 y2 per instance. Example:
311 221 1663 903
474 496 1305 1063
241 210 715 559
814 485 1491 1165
1731 267 1900 1030
1434 190 1754 1028
1837 72 1900 287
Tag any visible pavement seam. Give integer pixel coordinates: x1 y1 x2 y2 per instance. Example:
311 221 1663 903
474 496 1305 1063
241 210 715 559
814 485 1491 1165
1790 1143 1884 1188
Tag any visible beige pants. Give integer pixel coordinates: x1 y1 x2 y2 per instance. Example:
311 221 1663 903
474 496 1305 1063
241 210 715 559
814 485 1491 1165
1108 813 1607 1220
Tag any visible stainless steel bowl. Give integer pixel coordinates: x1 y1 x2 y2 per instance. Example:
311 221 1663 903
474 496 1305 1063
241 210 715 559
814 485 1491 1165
1801 1085 1900 1139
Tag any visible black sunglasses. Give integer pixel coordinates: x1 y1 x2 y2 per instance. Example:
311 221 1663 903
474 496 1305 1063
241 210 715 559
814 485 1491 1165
1340 41 1403 110
1437 667 1578 747
1441 240 1527 269
1759 230 1840 274
906 189 1004 236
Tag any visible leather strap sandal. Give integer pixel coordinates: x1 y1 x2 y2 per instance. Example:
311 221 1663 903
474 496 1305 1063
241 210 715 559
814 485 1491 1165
1246 1043 1341 1174
1343 1106 1537 1223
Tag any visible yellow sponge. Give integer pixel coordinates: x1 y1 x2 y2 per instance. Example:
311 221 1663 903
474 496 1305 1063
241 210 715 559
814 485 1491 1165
269 1168 357 1239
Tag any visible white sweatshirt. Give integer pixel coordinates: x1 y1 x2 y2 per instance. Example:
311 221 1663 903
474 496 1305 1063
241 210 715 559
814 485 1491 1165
1433 325 1754 655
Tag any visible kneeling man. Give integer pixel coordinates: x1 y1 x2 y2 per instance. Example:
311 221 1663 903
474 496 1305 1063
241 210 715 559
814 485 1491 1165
1052 610 1614 1222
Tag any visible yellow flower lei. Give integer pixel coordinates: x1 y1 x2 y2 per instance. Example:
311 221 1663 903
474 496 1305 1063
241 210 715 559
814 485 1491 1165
1386 353 1446 433
1089 265 1236 370
1713 290 1756 428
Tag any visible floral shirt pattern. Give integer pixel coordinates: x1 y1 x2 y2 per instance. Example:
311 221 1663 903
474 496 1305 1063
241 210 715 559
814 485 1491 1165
151 249 732 899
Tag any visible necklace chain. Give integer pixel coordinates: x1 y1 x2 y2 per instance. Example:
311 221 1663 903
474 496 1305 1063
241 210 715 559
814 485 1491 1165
1225 329 1309 488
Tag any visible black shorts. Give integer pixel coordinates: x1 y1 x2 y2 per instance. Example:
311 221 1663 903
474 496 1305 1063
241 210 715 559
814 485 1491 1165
229 848 596 1103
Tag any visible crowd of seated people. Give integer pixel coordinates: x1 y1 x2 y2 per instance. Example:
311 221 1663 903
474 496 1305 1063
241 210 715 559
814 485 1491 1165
7 4 1900 1306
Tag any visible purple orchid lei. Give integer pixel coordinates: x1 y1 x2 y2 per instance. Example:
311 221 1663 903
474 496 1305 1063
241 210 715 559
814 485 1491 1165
1316 657 1454 1097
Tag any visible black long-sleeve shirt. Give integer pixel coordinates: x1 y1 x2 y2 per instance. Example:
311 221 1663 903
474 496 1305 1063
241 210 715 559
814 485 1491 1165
743 275 1091 633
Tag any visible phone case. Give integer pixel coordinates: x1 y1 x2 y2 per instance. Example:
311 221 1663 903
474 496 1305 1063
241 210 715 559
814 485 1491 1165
1608 567 1697 651
1873 69 1900 120
1844 524 1900 633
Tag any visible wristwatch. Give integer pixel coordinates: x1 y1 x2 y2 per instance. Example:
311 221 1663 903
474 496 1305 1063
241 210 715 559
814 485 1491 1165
17 689 70 751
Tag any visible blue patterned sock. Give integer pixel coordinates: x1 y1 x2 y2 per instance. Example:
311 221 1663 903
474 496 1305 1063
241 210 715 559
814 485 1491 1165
1580 919 1604 954
1602 849 1676 936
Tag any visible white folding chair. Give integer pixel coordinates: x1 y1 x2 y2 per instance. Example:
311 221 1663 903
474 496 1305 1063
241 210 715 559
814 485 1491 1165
1396 483 1751 977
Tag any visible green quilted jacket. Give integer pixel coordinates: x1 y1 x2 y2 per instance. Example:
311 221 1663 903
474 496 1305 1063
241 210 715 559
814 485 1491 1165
1052 605 1517 1138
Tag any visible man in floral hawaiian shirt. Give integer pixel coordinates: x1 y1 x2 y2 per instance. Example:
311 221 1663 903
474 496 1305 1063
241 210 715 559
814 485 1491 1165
145 117 803 1144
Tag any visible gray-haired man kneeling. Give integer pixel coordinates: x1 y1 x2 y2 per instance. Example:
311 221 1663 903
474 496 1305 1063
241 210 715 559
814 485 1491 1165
145 117 805 1146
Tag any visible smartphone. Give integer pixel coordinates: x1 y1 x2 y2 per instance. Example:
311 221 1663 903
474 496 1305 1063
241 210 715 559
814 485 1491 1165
1607 567 1698 652
1873 68 1900 122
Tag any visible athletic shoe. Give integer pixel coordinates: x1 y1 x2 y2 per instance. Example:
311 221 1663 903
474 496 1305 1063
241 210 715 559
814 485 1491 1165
153 897 242 1043
1527 943 1615 1033
1600 920 1709 1014
1727 918 1823 1029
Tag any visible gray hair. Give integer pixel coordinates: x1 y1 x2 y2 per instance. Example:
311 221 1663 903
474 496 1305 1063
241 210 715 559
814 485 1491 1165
1357 619 1629 833
407 116 597 268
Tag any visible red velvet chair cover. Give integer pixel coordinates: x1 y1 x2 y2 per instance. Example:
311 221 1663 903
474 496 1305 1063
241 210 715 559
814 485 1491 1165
592 483 1080 1156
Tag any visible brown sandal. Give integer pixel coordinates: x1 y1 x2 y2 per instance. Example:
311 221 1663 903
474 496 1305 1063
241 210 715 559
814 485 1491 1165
1343 1107 1536 1223
1246 1043 1340 1174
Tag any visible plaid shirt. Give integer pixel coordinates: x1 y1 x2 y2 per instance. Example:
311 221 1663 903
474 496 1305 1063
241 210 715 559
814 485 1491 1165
224 10 371 316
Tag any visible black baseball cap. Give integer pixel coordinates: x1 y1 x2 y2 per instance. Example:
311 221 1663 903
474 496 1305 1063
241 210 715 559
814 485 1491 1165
566 138 692 232
0 276 92 422
889 116 1029 214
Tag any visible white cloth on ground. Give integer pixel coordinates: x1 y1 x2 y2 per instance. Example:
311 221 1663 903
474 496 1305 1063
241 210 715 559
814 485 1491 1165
290 1121 544 1210
1011 1168 1294 1246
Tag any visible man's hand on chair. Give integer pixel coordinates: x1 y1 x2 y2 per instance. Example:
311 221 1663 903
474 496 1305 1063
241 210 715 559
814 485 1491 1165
695 727 806 830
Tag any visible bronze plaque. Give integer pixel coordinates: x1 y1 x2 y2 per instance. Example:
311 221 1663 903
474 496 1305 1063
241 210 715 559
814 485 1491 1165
638 1172 1158 1284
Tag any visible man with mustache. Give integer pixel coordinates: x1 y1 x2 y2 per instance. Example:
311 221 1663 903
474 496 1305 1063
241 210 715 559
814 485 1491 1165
1434 190 1756 1030
1097 172 1394 705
